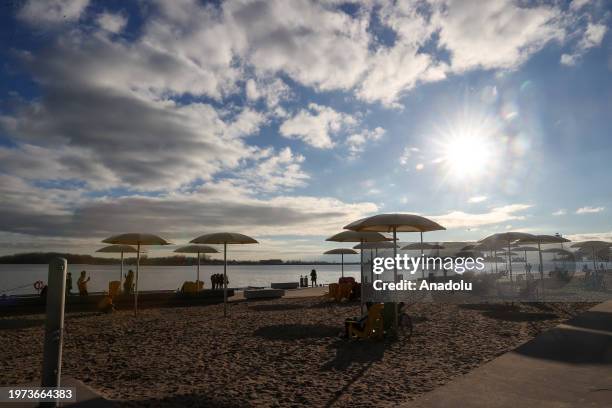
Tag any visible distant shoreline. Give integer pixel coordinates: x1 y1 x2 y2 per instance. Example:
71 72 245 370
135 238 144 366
0 252 356 266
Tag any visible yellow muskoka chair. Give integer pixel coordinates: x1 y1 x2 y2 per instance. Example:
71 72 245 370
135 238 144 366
338 283 353 301
328 283 339 299
347 304 384 339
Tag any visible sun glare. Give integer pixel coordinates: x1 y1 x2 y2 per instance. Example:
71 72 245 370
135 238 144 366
442 133 492 179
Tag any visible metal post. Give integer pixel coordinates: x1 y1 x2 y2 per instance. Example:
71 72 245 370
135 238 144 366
41 258 67 398
341 253 344 278
360 239 364 314
120 251 124 289
197 251 201 290
223 242 228 317
420 231 425 279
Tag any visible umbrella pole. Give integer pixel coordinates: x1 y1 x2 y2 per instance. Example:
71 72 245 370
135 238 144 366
370 249 374 285
508 241 513 283
197 251 201 291
135 243 140 316
360 239 364 314
393 227 398 331
223 242 228 318
420 231 425 280
341 253 344 278
120 251 124 289
592 247 596 273
538 241 544 301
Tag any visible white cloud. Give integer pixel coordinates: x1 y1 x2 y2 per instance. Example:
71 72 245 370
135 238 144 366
565 230 612 242
468 196 488 203
552 209 567 216
279 104 357 149
576 206 605 214
346 127 385 158
428 204 532 229
245 77 291 108
561 22 607 66
18 0 89 26
96 12 127 33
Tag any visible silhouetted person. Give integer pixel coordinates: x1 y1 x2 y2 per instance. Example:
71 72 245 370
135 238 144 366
310 269 317 287
124 270 135 294
77 270 90 296
65 272 73 295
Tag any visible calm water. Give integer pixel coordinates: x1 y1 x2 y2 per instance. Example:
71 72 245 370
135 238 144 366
0 264 362 295
0 259 584 296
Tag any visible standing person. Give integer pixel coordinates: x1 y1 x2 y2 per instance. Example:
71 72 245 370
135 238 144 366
77 270 90 296
65 272 73 296
124 269 134 294
310 269 317 287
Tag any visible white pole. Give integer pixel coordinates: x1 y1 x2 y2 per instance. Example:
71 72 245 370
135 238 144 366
120 251 124 289
420 231 425 279
197 251 201 290
135 243 140 316
360 239 364 313
341 253 344 278
223 242 228 317
393 227 398 331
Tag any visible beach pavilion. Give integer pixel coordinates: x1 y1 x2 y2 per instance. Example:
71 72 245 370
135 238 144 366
102 233 171 315
323 248 357 279
190 232 258 317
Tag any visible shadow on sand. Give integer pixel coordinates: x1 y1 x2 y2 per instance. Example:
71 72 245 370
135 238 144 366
248 303 306 312
0 318 45 330
254 323 339 340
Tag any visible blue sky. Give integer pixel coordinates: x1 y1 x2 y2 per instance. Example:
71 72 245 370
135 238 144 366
0 0 610 260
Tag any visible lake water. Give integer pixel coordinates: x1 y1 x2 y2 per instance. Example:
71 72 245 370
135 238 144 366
0 264 362 295
0 259 585 295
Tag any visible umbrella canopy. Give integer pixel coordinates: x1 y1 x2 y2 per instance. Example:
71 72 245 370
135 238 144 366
326 231 392 243
571 241 611 271
96 244 139 287
324 248 358 278
96 244 139 253
190 232 258 317
479 232 538 282
353 241 398 250
103 233 171 246
400 243 444 250
324 248 358 255
175 245 219 288
190 232 258 245
517 235 571 245
102 233 171 315
344 213 445 233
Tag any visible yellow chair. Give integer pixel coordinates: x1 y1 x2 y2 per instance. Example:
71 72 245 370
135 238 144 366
328 283 339 299
338 283 353 301
108 281 121 299
347 304 384 339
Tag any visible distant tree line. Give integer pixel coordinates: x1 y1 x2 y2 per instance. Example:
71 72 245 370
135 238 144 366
0 252 354 265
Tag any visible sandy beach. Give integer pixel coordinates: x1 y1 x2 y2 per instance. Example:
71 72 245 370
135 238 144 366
0 296 594 407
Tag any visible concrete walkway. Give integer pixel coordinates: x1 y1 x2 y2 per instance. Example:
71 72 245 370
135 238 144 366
411 301 612 408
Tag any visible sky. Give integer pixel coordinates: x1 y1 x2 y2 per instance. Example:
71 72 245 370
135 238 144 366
0 0 610 261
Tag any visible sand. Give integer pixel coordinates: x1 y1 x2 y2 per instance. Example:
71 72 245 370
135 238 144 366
0 298 594 407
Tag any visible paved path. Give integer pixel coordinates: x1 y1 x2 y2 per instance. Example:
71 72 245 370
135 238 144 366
411 301 612 408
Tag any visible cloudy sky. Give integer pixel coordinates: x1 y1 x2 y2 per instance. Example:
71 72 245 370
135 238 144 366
0 0 610 260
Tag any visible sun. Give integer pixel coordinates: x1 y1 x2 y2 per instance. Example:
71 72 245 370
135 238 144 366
441 132 492 179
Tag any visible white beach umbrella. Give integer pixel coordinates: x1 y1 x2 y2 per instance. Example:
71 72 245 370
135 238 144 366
326 230 392 311
102 233 171 315
323 248 358 278
190 232 258 317
570 241 611 272
174 245 219 289
345 213 446 329
479 232 537 282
